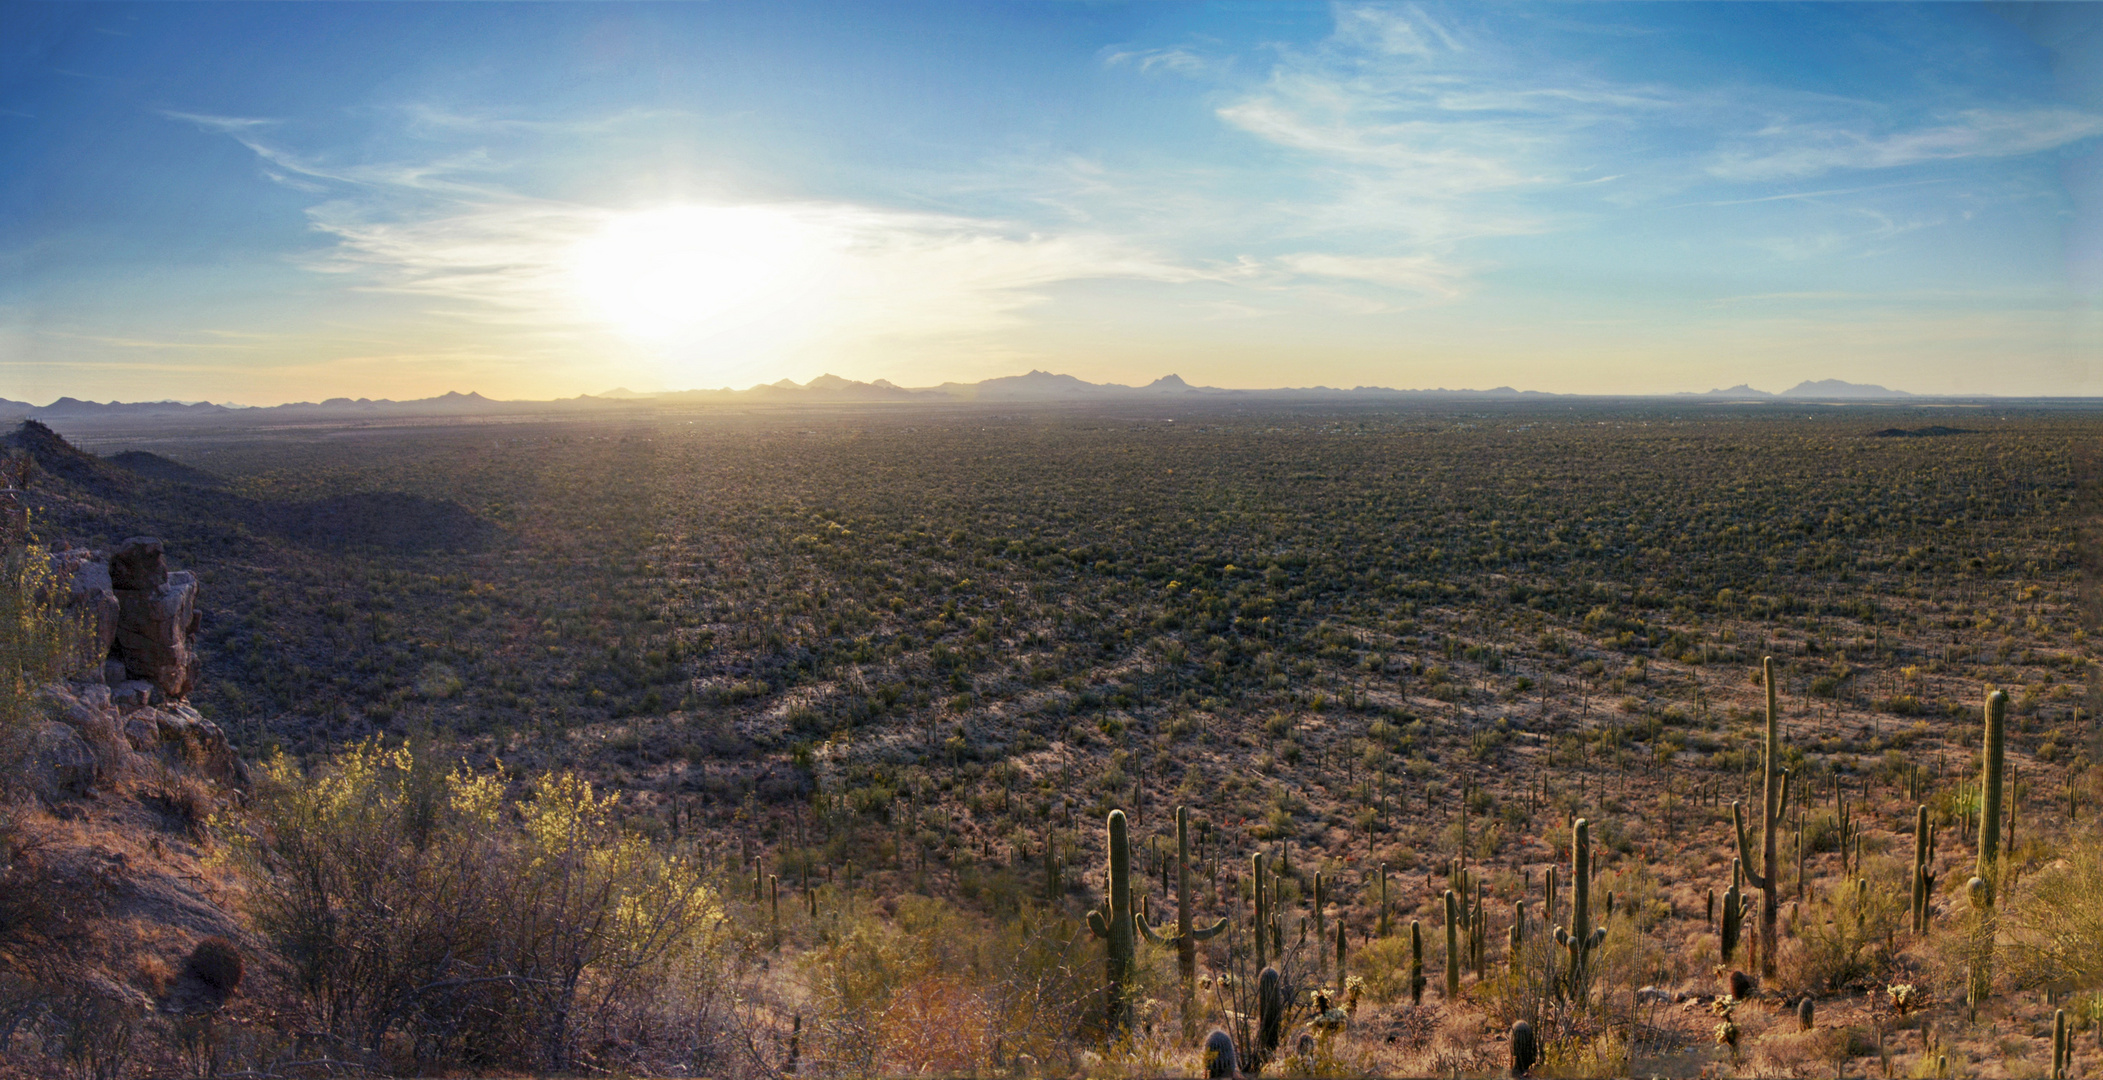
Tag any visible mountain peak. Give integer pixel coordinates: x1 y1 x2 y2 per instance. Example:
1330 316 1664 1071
1778 379 1911 399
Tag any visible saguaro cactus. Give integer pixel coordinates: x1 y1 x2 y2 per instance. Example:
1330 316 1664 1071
1443 890 1462 999
1137 806 1227 1038
2052 1008 2070 1080
1976 691 2007 900
1509 899 1525 973
1086 809 1141 1036
1721 859 1744 964
1257 966 1286 1067
1965 691 2008 1011
1554 818 1608 998
1378 863 1391 937
1911 804 1936 935
1409 919 1425 1004
1252 851 1270 972
1730 657 1793 978
1510 1020 1538 1078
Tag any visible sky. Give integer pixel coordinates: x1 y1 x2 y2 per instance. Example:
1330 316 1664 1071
2 1 2101 404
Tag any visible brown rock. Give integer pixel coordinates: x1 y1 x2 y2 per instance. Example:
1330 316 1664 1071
124 713 161 751
155 704 246 789
109 537 168 591
112 680 157 711
114 570 200 697
31 720 98 795
41 683 135 771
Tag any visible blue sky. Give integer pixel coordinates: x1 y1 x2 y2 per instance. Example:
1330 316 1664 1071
3 2 2099 403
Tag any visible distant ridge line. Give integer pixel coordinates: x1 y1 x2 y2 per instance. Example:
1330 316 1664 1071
0 374 1992 419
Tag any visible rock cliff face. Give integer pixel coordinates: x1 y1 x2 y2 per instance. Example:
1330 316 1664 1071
54 535 202 699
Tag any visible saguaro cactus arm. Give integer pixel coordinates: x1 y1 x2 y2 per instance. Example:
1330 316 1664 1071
1730 803 1768 891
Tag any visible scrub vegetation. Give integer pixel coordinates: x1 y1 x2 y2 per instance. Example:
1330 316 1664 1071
4 399 2101 1077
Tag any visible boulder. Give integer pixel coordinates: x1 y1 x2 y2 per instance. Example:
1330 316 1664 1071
156 704 246 789
40 682 134 775
109 537 167 591
124 713 161 751
112 680 157 711
31 720 98 795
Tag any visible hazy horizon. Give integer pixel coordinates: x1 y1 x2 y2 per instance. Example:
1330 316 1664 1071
6 2 2102 404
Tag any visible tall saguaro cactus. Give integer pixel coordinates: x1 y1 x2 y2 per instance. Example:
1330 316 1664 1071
1252 851 1270 972
1911 804 1936 935
1443 889 1462 999
1976 690 2007 900
1555 817 1607 998
1721 859 1743 964
1966 690 2008 1009
1086 809 1141 1036
1730 657 1793 978
1136 806 1227 1038
1409 919 1425 1004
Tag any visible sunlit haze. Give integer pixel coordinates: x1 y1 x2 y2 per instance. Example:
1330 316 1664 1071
4 2 2102 403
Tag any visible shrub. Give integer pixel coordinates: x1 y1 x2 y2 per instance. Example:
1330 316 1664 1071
2002 838 2103 992
228 740 721 1070
1779 863 1906 994
0 539 77 781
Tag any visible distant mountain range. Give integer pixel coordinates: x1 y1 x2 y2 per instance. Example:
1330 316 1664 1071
0 373 1940 423
1681 379 1913 400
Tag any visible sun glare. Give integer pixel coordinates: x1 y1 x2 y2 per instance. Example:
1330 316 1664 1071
569 205 834 341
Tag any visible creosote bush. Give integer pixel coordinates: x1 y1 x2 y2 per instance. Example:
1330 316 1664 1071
227 739 721 1072
2002 837 2103 992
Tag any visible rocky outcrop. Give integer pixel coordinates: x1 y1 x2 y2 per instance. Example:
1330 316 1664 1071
54 536 201 699
30 681 248 797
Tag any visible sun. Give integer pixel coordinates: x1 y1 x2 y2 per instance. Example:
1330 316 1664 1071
569 205 835 341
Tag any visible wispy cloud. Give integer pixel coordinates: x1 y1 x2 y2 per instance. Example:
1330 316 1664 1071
1102 46 1215 77
1686 178 1955 208
1708 107 2103 181
174 111 1227 380
1275 252 1466 300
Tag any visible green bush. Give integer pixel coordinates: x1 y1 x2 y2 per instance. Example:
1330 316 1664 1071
228 740 720 1070
0 539 77 779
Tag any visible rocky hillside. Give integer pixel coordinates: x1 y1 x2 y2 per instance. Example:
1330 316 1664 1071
3 529 262 1073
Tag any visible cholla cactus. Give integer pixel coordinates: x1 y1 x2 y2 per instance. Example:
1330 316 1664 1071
1715 1017 1741 1064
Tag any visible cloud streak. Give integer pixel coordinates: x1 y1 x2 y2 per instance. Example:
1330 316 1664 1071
1709 107 2103 181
